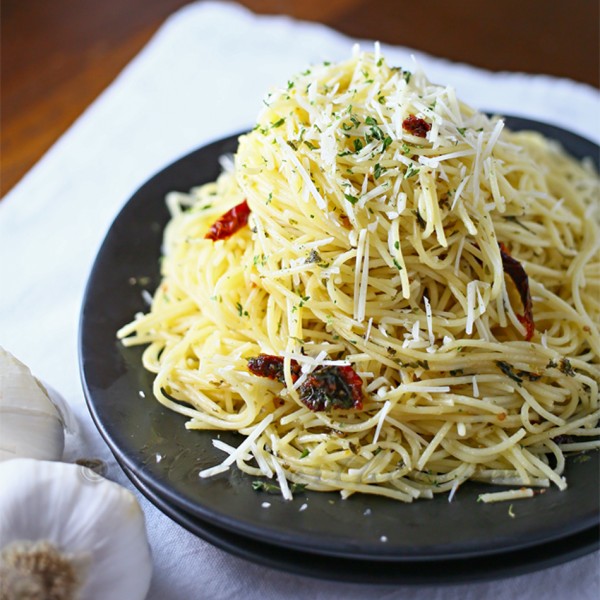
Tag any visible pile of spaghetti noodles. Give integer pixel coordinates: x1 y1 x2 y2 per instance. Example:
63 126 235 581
118 48 600 503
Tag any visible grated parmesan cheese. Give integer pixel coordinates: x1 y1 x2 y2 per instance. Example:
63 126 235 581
199 414 274 478
423 295 435 347
466 280 477 335
478 488 535 503
372 400 392 445
354 229 369 322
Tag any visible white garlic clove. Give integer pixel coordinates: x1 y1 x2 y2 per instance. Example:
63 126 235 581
0 347 66 461
0 459 153 600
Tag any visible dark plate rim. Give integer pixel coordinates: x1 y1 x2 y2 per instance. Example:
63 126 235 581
118 457 599 585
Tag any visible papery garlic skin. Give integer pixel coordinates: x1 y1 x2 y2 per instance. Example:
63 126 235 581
0 459 153 600
0 347 65 461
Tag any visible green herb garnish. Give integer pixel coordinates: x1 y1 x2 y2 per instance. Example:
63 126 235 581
496 361 523 385
252 480 308 495
405 164 420 178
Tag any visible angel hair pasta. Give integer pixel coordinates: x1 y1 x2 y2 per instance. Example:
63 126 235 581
118 47 600 503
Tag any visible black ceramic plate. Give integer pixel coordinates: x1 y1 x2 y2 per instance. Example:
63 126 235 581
117 457 599 585
80 118 599 567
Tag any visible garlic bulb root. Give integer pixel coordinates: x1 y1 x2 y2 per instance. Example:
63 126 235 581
0 459 153 600
0 540 83 600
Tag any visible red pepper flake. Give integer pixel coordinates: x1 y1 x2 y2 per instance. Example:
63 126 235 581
247 354 363 412
499 242 535 341
205 200 250 241
402 115 431 138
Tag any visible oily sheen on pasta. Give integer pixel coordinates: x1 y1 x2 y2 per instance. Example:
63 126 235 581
118 48 600 503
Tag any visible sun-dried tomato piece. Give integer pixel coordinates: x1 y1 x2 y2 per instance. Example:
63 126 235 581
247 354 363 412
402 114 431 138
298 365 363 411
499 242 535 341
247 354 301 383
205 200 250 241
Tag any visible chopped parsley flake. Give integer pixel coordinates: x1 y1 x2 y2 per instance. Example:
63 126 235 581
252 480 308 495
496 361 523 385
306 249 322 264
236 302 249 317
405 164 420 178
298 295 310 307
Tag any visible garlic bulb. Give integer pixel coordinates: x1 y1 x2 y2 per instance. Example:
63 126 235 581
0 347 66 461
0 459 152 600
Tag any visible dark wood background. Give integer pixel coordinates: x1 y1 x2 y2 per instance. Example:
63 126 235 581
2 0 599 197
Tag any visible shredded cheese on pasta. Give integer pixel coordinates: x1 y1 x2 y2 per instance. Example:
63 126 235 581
118 47 600 503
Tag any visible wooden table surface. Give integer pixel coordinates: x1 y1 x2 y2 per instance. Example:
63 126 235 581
2 0 599 197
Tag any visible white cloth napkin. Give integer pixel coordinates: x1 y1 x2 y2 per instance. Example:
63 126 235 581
1 2 599 598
